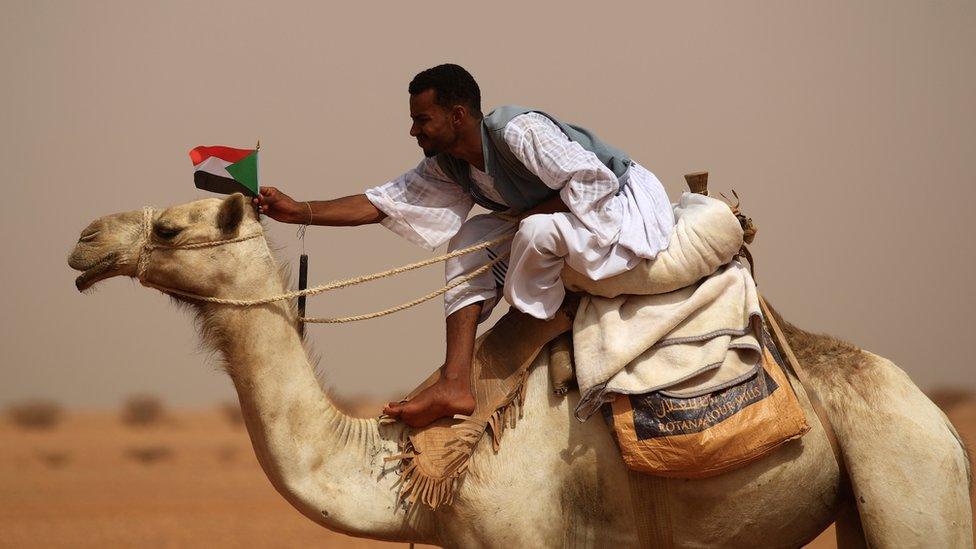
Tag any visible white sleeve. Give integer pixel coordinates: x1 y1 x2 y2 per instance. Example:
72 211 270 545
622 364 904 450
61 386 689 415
502 112 622 247
364 157 474 250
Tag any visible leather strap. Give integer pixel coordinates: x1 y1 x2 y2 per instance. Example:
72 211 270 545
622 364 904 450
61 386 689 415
758 294 846 474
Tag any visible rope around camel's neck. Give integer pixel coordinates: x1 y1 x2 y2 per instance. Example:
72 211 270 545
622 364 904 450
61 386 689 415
136 207 513 323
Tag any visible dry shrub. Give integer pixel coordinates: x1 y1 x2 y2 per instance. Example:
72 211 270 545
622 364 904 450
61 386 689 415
35 450 71 468
126 445 172 464
216 444 240 464
121 394 166 426
6 400 63 430
220 401 245 427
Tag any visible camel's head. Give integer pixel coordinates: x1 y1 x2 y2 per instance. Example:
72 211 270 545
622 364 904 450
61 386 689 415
68 194 269 299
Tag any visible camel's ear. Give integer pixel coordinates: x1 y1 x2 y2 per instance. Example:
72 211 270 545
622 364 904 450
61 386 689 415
217 193 247 234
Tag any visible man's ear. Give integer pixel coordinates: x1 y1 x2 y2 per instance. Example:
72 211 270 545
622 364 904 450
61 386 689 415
217 193 247 234
451 104 467 125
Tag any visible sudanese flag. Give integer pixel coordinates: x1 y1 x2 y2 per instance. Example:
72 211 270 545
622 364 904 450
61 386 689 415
189 145 259 196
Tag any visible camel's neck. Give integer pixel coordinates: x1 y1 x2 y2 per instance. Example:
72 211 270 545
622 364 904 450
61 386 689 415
204 273 425 542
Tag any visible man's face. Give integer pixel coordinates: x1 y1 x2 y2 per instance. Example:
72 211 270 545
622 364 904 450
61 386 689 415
409 89 458 158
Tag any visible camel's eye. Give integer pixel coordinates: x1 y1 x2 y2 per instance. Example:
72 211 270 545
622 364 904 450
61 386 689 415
153 224 182 240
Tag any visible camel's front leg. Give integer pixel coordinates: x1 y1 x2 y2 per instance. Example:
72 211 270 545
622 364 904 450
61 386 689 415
815 351 973 548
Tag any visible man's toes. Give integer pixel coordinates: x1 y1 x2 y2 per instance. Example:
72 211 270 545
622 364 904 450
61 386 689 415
383 402 404 416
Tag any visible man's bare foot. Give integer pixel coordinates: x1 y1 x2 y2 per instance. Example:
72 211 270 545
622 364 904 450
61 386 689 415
383 373 476 428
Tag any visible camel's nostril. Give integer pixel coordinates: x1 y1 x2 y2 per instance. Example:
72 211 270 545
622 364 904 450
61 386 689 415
79 219 104 241
79 230 100 242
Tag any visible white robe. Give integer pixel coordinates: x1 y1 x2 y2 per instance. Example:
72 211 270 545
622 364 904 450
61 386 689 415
364 112 674 321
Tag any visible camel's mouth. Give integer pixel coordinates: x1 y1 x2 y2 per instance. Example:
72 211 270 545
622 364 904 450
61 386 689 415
71 252 120 292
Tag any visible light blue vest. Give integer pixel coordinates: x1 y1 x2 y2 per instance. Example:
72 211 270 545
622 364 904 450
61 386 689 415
435 105 633 213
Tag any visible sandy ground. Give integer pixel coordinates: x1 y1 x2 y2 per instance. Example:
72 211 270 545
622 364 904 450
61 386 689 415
1 400 972 548
0 404 418 548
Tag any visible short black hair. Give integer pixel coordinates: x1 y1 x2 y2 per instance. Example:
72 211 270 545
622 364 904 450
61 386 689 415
409 64 483 119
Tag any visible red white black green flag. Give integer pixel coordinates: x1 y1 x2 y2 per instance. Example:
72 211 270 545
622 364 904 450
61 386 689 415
189 145 259 196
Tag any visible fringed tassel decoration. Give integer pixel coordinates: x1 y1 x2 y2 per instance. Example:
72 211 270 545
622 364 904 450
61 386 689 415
385 370 534 513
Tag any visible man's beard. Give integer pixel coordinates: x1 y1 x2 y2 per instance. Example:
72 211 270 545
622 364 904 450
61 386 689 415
419 131 456 158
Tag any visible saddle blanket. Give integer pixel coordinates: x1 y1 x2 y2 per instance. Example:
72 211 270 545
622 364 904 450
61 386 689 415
574 259 762 420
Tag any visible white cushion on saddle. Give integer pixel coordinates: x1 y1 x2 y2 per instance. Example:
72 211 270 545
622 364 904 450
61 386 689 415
561 192 744 298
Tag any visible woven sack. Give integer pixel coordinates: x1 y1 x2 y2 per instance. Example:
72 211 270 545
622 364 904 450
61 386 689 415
603 330 810 478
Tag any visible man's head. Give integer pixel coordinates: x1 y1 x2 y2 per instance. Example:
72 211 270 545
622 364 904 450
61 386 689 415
408 64 482 157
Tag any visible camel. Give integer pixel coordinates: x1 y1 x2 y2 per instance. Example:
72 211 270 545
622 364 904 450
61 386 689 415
68 193 972 548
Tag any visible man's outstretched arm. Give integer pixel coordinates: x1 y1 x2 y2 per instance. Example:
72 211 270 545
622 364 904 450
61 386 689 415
253 187 386 226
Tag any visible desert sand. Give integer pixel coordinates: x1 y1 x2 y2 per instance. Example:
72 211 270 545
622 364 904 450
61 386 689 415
2 398 972 548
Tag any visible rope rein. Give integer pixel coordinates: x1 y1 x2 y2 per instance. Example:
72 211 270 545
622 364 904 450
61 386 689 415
301 252 507 323
136 207 513 323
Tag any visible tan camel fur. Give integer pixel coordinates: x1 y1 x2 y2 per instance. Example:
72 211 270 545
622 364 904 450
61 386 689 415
68 194 972 548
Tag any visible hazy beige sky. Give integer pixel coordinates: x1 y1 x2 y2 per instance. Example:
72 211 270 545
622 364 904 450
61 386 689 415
1 0 973 408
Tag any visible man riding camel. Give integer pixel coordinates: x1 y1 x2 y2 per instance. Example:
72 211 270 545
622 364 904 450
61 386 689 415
253 63 675 428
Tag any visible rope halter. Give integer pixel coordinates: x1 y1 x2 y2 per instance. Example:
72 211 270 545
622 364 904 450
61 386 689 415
136 206 264 286
134 206 514 323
